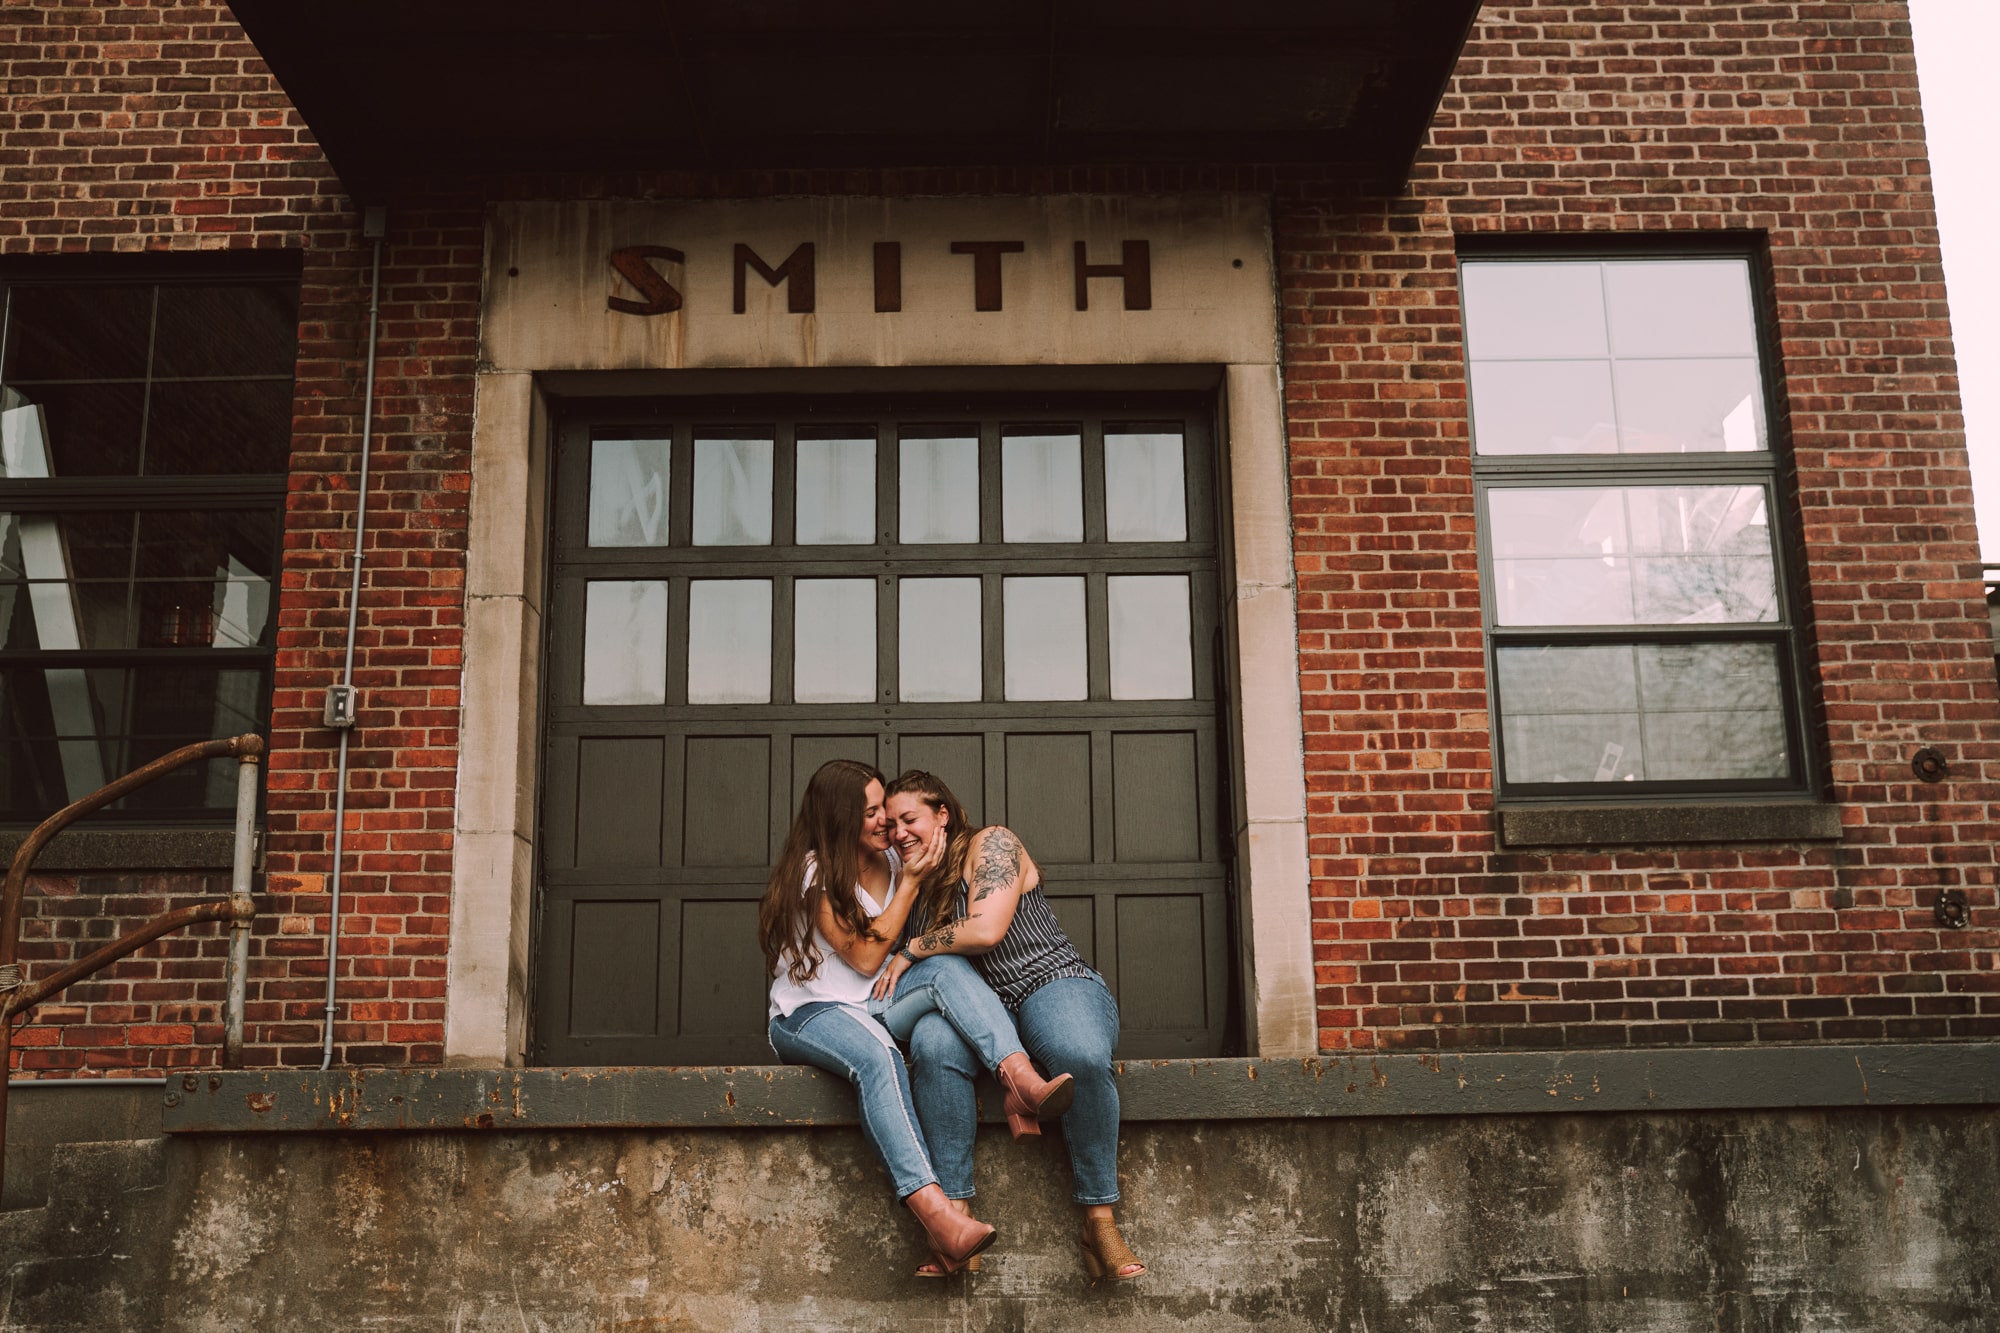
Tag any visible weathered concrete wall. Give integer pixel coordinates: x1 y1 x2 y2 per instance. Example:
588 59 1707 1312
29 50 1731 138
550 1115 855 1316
2 1108 1995 1331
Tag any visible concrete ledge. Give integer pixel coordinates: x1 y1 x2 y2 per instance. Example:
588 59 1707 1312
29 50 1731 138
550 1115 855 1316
1497 800 1843 848
160 1043 2000 1133
0 828 240 872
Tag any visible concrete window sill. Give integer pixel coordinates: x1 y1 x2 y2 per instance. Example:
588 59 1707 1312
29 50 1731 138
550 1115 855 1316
0 827 244 872
158 1043 2000 1133
1495 801 1841 849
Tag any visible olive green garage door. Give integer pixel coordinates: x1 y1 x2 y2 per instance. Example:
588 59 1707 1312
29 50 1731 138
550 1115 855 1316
533 395 1233 1064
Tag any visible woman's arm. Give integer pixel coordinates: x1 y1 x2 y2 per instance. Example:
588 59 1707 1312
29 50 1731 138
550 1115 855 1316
815 827 947 977
901 826 1030 959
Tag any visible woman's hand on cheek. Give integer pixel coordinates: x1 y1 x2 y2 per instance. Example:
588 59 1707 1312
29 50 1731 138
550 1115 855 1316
903 825 947 879
872 951 913 1001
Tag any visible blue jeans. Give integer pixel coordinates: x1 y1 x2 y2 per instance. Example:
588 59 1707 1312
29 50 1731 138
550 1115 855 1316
768 1002 936 1199
907 974 1121 1205
869 953 1026 1071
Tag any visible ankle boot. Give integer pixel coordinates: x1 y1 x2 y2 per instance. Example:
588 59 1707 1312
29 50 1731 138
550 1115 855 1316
905 1184 995 1274
996 1052 1075 1139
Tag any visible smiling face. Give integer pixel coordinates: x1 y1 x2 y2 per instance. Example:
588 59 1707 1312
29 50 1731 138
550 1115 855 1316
857 778 891 855
886 790 949 858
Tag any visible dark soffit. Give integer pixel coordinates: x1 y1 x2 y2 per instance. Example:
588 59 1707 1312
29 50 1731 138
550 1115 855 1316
225 0 1481 199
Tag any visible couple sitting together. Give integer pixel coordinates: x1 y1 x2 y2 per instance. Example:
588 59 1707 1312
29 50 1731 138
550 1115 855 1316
757 759 1146 1282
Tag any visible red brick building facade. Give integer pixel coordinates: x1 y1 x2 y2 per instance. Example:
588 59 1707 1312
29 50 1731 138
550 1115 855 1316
1 0 1992 1076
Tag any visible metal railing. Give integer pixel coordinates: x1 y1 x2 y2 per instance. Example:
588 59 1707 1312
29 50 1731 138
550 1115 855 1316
0 733 264 1198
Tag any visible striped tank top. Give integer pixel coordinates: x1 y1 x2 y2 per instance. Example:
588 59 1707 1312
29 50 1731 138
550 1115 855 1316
955 878 1095 1011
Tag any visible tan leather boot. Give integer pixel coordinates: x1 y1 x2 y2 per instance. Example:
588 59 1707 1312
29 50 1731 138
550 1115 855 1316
906 1183 995 1274
995 1052 1075 1139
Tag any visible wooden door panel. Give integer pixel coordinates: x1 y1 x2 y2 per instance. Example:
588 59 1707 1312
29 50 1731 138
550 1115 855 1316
676 899 768 1038
1114 893 1208 1032
1004 732 1093 862
683 736 771 866
1110 731 1201 862
575 737 665 867
895 733 985 824
566 899 661 1037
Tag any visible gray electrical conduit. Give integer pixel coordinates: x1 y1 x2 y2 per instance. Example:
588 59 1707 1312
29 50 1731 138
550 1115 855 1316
323 212 386 1070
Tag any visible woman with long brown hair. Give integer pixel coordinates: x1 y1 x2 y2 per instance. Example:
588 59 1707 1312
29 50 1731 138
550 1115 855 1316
758 757 995 1274
875 769 1147 1283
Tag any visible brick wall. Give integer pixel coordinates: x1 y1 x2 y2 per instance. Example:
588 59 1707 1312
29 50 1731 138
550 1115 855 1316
4 1 1993 1072
1284 1 2000 1050
0 1 471 1071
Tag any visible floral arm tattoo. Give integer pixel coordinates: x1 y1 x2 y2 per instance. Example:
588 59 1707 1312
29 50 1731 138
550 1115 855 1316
908 829 1024 956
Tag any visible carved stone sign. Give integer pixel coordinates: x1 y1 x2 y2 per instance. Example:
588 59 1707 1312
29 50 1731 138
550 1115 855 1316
481 196 1275 372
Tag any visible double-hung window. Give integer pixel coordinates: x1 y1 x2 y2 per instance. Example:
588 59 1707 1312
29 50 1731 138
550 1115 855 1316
0 262 296 823
1461 250 1811 799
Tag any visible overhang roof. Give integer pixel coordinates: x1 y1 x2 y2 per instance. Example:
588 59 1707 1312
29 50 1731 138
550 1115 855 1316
227 1 1480 199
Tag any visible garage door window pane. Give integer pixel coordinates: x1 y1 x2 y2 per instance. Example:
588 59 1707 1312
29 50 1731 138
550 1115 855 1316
1001 431 1082 542
589 438 671 547
1109 575 1192 699
1105 430 1187 541
583 580 667 705
688 579 771 704
900 435 978 544
899 578 982 702
796 436 875 545
794 578 876 703
1003 576 1086 700
692 436 773 546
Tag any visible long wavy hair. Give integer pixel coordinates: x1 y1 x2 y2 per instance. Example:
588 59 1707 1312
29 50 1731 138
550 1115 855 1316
884 769 976 937
759 758 887 984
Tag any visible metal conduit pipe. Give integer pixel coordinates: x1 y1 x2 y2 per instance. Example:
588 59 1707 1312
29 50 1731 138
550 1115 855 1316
322 206 387 1071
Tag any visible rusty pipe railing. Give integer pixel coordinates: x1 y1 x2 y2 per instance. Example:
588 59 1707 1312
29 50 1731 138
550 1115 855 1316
0 734 263 1200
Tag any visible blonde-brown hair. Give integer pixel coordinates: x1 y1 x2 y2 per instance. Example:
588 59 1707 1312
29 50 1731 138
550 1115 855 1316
883 769 975 936
758 758 887 984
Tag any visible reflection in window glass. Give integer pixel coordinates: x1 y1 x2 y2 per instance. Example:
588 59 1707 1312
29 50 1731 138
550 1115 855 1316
1104 431 1187 541
588 438 671 547
796 436 876 545
1496 642 1787 784
583 580 668 706
687 579 771 704
1108 575 1192 699
1487 486 1777 627
1001 431 1082 542
1003 576 1086 700
899 578 982 702
1463 258 1767 457
794 579 876 703
1468 361 1618 456
691 436 774 546
1603 261 1758 358
1460 263 1609 361
899 435 979 544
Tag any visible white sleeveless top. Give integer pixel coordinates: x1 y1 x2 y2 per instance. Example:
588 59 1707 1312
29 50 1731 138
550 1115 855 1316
767 848 903 1049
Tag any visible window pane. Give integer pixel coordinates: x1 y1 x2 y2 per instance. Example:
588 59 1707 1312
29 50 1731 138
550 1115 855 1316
1613 359 1765 454
1 285 152 381
152 284 300 378
1002 431 1083 542
794 578 876 703
688 579 772 704
583 580 667 705
899 435 979 544
796 436 876 545
1109 575 1193 699
898 578 982 702
1105 430 1188 541
1604 260 1757 358
1003 576 1086 700
1460 263 1609 360
1495 642 1787 785
588 437 671 547
1488 486 1778 626
691 436 774 546
1468 361 1618 456
3 384 144 476
145 379 294 474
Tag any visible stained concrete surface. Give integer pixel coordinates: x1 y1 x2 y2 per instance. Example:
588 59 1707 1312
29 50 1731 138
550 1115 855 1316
1 1108 1994 1330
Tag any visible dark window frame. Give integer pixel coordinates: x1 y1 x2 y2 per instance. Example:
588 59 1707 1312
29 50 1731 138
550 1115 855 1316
0 254 298 827
1457 235 1820 804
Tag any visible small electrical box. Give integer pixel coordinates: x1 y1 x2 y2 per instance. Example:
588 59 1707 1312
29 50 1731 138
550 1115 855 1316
323 685 360 730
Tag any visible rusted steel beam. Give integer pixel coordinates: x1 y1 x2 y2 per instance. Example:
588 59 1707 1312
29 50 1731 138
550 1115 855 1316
160 1043 2000 1135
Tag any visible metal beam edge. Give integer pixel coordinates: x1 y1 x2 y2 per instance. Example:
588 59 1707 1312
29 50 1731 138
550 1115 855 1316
160 1044 2000 1133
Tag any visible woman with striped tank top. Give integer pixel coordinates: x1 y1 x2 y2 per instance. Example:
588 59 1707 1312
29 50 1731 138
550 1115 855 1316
873 769 1147 1283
